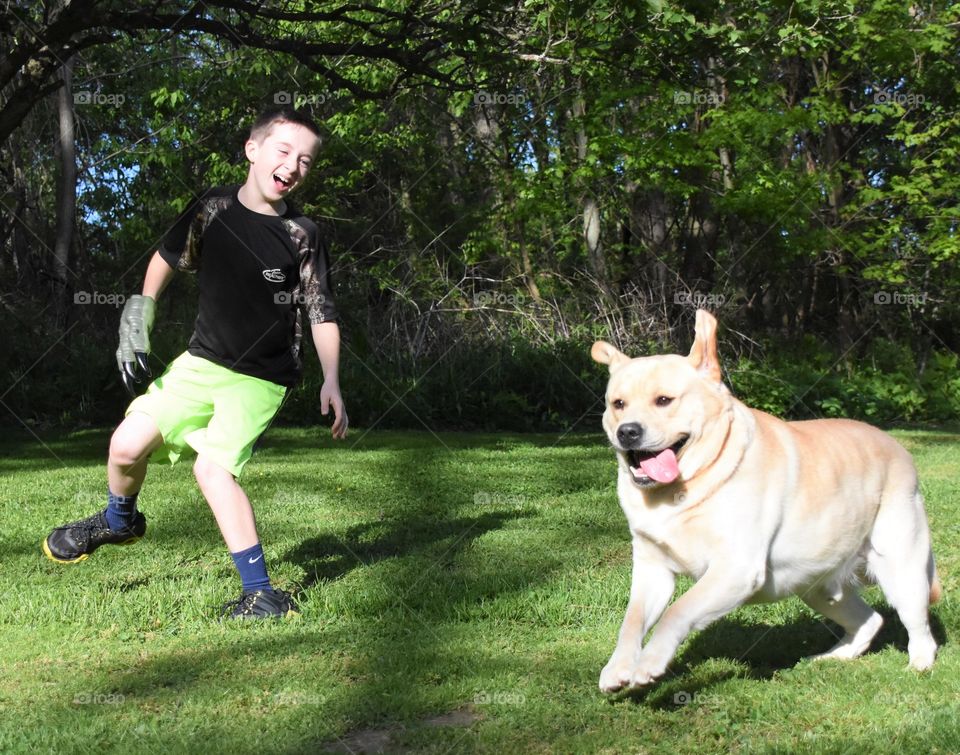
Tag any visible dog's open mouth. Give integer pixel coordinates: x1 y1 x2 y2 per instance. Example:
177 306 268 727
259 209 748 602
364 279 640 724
625 436 688 486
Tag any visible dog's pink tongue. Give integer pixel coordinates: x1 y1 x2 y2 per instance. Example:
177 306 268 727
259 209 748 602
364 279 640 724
637 448 680 483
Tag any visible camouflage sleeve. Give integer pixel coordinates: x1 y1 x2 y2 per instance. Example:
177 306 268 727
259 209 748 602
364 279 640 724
157 196 204 273
156 189 232 273
291 220 338 324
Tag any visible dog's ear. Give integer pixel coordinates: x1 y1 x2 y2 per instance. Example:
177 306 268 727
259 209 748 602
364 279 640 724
591 340 629 370
687 309 721 382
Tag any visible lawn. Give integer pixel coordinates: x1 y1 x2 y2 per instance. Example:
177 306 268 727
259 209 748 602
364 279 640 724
0 426 957 753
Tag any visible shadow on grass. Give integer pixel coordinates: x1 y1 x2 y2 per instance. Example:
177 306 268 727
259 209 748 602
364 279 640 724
0 428 113 471
23 435 565 751
611 604 948 710
284 509 533 590
256 427 604 454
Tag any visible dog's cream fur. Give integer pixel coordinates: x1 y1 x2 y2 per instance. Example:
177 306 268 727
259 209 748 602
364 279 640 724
592 309 940 693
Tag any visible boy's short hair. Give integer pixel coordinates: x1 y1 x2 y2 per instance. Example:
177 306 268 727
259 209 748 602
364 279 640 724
249 106 321 143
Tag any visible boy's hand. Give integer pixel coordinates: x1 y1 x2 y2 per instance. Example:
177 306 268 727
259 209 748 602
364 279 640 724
320 379 348 439
116 294 156 396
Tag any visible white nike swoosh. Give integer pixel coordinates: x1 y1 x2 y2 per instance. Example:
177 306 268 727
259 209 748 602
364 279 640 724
248 555 263 564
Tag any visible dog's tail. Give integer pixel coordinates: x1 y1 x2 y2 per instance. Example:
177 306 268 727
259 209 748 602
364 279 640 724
930 571 943 605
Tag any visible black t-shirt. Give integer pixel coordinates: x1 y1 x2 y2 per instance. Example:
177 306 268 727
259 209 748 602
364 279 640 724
158 185 337 387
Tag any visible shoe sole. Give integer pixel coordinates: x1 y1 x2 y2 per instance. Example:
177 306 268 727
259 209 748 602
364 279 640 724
222 609 301 622
41 535 142 564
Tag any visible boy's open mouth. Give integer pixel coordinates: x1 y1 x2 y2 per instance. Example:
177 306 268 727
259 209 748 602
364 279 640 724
625 436 688 485
273 173 292 191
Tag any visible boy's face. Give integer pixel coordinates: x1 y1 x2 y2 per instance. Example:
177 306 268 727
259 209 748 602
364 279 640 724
244 120 320 205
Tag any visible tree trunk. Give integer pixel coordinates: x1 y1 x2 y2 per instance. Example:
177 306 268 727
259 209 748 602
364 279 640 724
630 186 672 299
53 55 76 314
572 84 610 291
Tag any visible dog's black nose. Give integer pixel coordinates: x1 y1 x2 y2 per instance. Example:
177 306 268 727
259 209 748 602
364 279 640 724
616 423 644 447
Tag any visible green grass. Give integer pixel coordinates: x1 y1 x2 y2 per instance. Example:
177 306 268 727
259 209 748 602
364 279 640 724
0 426 957 753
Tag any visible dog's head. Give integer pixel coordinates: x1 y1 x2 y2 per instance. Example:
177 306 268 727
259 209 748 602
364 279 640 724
592 309 731 489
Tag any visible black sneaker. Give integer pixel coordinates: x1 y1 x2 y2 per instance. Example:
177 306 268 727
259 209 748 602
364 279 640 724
220 588 300 620
42 509 147 563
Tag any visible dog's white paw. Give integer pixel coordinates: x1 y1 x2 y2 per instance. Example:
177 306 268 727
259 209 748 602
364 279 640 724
627 654 668 688
599 660 634 693
809 612 884 662
600 652 669 692
908 637 937 671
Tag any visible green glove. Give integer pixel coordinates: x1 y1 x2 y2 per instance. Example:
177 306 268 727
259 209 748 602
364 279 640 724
116 294 156 396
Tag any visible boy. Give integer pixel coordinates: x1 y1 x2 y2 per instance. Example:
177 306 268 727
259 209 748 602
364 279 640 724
43 106 347 619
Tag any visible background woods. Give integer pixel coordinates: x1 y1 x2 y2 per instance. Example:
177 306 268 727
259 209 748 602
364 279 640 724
2 0 960 430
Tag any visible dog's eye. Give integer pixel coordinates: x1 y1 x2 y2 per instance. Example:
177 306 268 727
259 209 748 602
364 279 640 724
655 396 673 407
612 399 624 410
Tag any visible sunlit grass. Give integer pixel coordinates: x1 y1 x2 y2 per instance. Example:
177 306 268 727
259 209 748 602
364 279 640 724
0 426 956 753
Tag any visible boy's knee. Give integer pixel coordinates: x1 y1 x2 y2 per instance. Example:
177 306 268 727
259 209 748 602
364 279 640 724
109 428 149 469
193 456 210 485
109 413 161 469
193 455 229 487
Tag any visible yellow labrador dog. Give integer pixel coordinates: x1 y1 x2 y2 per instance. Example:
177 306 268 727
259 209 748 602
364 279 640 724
592 309 940 693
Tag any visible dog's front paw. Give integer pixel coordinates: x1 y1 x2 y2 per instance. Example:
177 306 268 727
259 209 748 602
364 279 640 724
627 655 668 689
599 660 634 694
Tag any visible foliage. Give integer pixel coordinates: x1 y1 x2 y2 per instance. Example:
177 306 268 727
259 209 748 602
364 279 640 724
1 0 959 429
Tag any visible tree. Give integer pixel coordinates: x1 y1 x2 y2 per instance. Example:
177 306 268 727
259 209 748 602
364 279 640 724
2 0 960 428
0 0 496 145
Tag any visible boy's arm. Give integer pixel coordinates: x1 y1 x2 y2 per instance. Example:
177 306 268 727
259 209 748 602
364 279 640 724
311 321 348 439
143 250 176 299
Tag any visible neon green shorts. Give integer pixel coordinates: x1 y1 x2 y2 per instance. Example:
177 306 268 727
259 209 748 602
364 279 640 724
126 352 286 478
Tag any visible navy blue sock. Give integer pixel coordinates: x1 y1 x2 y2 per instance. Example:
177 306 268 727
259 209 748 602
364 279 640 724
231 543 272 593
105 489 139 531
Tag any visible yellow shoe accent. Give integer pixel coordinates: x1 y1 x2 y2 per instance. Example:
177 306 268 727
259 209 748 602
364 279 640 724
41 538 88 564
41 535 140 563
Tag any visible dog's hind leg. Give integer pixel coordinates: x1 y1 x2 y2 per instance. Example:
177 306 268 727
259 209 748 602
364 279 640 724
866 488 938 670
803 585 884 661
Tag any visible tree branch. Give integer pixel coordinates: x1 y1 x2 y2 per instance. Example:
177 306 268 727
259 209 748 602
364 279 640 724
0 0 500 145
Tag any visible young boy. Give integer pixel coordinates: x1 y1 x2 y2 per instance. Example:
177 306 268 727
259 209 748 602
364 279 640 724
43 106 347 619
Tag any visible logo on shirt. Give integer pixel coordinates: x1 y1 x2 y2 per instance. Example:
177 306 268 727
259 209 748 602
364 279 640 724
263 268 286 283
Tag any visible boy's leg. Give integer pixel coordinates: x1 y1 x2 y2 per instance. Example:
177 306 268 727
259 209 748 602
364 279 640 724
194 454 273 597
43 412 163 563
193 454 260 553
103 412 164 531
183 369 295 619
195 454 297 619
108 411 163 496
